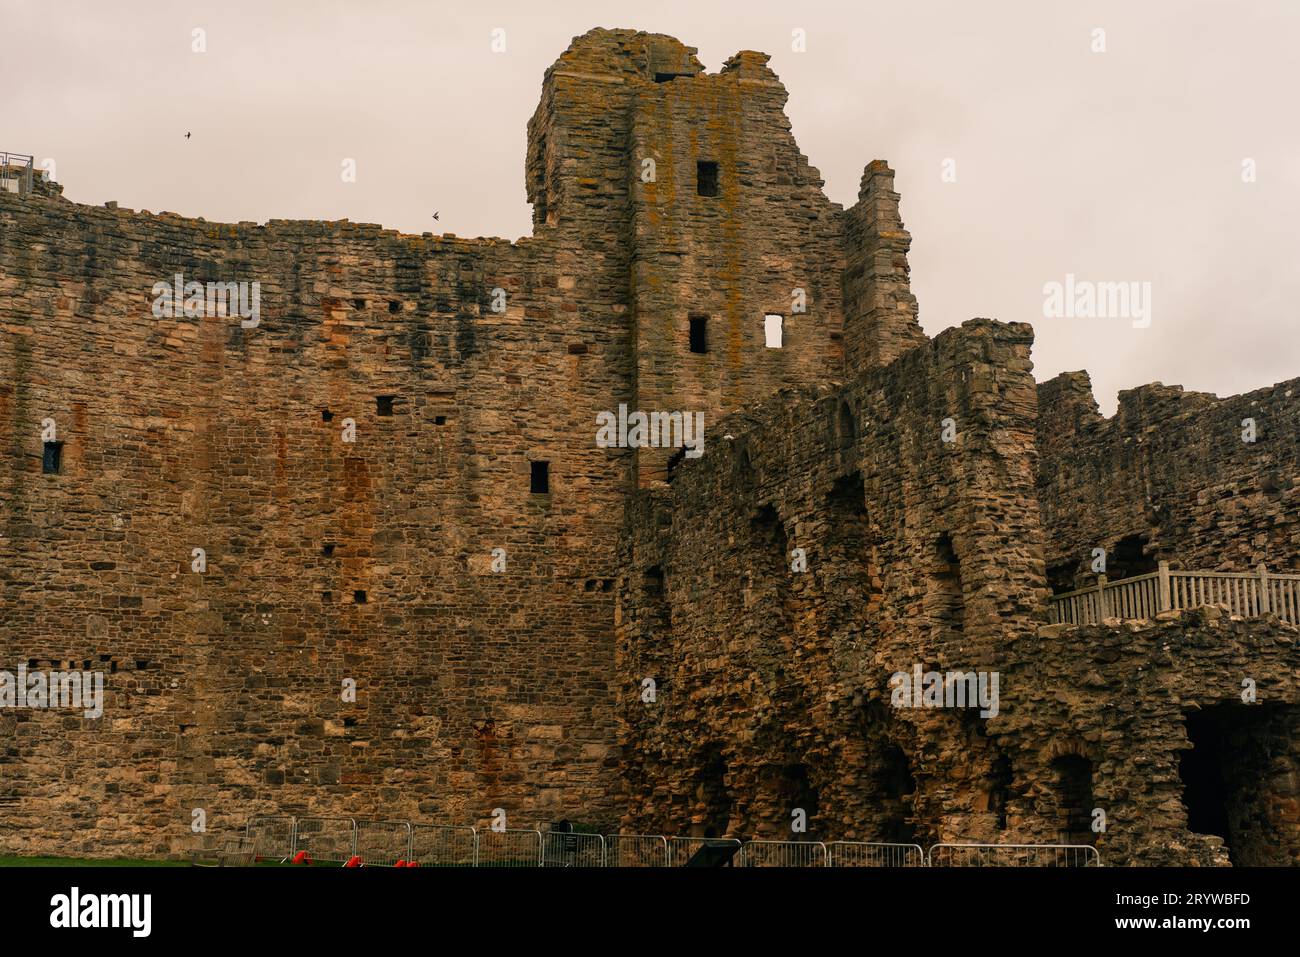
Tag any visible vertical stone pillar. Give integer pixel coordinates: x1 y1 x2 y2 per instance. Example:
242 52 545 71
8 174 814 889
841 161 927 374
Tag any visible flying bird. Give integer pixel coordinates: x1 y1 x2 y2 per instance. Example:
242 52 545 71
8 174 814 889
432 211 439 221
185 132 191 139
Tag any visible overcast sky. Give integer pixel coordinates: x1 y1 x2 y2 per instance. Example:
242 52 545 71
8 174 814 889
6 0 1298 414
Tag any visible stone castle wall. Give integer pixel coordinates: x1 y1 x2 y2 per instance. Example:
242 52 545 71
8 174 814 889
1037 371 1300 587
616 320 1300 864
0 193 634 855
2 26 1297 865
616 319 1048 843
0 28 920 857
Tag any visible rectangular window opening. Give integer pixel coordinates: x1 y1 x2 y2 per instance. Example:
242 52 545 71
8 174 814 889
42 441 63 474
376 395 396 416
764 314 784 349
530 460 550 494
697 161 719 197
689 315 709 354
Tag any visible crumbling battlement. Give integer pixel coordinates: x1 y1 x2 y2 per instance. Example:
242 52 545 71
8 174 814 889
0 27 923 858
1037 370 1300 588
1008 609 1300 866
617 319 1048 841
618 315 1300 864
2 26 1297 866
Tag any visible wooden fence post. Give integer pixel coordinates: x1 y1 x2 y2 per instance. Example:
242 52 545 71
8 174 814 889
1157 561 1171 613
1096 573 1108 622
1258 563 1271 615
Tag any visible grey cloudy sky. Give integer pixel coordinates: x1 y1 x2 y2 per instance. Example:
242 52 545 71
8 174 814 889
6 0 1298 413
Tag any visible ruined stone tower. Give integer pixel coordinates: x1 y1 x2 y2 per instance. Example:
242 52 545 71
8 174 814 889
0 28 922 856
2 28 1298 866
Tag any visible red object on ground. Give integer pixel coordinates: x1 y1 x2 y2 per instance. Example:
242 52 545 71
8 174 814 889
394 859 407 867
344 856 363 867
292 851 311 865
406 861 419 868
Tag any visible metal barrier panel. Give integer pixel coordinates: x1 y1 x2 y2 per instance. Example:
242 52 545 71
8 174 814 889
738 840 828 867
827 841 925 867
244 816 295 862
354 820 413 867
542 831 607 867
0 152 34 196
411 824 478 867
476 828 543 867
293 817 357 865
606 834 669 867
667 837 742 867
218 836 257 867
928 843 1101 867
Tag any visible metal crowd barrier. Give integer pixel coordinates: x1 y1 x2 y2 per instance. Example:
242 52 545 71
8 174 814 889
354 819 413 867
477 827 544 867
738 840 828 867
411 824 478 867
240 816 1103 868
827 841 926 867
606 834 669 867
292 817 357 865
244 815 295 862
542 831 607 867
927 843 1101 867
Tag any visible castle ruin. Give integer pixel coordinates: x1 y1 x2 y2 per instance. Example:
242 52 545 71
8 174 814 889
2 29 1297 865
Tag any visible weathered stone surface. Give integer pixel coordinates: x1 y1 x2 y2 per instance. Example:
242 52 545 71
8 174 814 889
1038 370 1300 585
2 27 1298 866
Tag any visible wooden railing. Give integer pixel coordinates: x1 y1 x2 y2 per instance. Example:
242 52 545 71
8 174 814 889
1048 562 1300 626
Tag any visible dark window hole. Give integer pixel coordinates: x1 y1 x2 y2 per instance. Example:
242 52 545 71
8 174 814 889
697 161 719 197
530 461 550 494
689 315 708 353
43 441 63 474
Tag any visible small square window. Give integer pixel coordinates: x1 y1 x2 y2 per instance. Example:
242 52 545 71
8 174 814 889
353 589 368 604
689 315 708 354
42 441 63 474
376 395 395 416
764 314 784 349
697 161 719 197
530 460 550 494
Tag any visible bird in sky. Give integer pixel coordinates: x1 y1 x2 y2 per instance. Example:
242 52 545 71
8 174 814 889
184 132 191 139
432 211 439 221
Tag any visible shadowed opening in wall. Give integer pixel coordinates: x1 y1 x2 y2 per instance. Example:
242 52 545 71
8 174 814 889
928 532 964 635
1051 754 1095 846
696 161 718 197
530 460 550 494
692 748 732 838
877 744 917 844
42 441 63 474
1178 703 1293 865
989 751 1013 831
1109 533 1157 579
689 314 708 354
774 763 819 839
